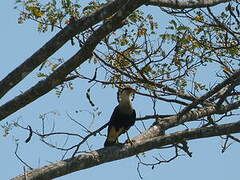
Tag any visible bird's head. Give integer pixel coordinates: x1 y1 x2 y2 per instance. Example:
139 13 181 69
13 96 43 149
119 86 136 103
122 86 135 94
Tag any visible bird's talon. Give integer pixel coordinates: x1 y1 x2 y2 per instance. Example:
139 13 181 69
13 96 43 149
125 139 135 145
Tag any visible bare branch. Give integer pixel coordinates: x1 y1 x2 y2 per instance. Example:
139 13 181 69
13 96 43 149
178 69 240 118
134 100 240 142
15 144 33 170
71 122 109 157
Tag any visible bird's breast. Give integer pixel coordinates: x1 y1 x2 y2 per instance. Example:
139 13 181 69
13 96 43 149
119 105 133 115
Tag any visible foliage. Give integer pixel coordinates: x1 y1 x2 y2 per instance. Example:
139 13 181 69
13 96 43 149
15 1 240 95
16 0 82 32
13 0 240 159
2 0 240 179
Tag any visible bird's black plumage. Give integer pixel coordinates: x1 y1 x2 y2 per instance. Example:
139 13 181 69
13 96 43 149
104 105 136 147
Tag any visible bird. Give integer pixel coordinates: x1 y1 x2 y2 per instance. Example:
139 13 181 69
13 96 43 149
104 87 136 147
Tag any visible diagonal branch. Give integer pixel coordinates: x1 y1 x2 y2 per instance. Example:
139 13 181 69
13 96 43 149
145 0 230 9
0 0 147 121
0 0 127 99
11 120 240 180
133 100 240 142
178 69 240 118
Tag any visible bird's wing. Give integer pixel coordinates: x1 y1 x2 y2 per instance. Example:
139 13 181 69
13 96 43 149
129 109 136 126
104 106 124 146
106 126 125 144
108 105 120 124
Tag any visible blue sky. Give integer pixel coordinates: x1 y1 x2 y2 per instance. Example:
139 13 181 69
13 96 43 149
1 1 240 180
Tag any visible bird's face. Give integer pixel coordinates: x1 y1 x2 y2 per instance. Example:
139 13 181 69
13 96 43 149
119 87 136 103
122 87 135 96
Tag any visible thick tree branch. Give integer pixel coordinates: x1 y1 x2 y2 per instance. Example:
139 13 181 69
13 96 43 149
0 0 147 121
145 0 230 8
0 0 127 99
12 120 240 180
133 100 240 142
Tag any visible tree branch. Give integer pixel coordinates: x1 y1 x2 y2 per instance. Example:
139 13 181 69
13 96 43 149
0 0 147 121
133 100 240 142
12 120 240 180
145 0 230 9
0 0 127 99
178 69 240 118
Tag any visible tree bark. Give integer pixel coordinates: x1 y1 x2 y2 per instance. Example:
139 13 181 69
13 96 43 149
0 0 146 121
145 0 230 8
0 0 127 99
11 120 240 180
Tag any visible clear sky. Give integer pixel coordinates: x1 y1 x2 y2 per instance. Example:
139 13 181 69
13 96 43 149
1 1 240 180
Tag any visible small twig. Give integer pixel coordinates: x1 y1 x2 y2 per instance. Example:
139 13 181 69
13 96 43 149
25 125 33 143
177 69 240 119
228 134 240 143
23 166 27 180
15 144 33 170
72 122 109 157
136 114 174 121
137 162 143 179
61 150 69 161
221 135 233 153
66 112 92 133
136 145 179 177
176 140 192 157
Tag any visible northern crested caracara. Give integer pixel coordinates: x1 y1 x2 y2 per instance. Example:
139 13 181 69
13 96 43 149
104 87 136 147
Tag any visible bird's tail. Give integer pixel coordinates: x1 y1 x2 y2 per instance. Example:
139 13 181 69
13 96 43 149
104 126 122 147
